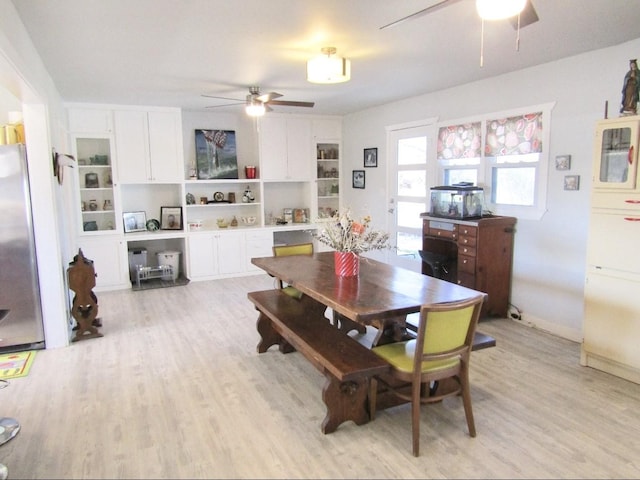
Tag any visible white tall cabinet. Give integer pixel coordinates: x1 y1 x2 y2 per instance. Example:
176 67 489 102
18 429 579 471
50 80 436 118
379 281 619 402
582 115 640 384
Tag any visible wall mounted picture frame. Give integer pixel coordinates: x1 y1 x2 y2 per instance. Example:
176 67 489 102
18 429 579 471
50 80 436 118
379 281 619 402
555 155 571 170
364 147 378 167
123 211 147 233
352 170 365 189
564 175 580 191
160 206 183 230
195 129 238 180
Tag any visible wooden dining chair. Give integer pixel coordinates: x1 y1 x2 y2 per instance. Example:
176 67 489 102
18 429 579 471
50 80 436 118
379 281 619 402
369 294 485 456
271 243 314 298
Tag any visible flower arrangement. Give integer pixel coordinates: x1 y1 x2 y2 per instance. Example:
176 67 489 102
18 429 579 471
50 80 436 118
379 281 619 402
314 209 391 254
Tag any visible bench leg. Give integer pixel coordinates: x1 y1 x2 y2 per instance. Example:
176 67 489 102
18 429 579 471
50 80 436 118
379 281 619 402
256 312 295 354
321 375 370 434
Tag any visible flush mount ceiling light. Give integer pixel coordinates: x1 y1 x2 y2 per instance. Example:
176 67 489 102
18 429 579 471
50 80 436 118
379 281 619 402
245 95 266 116
306 47 351 84
476 0 526 20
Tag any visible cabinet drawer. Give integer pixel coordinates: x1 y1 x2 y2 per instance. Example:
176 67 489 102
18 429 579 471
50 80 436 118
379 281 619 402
591 191 640 211
458 235 477 248
458 245 477 257
429 228 457 239
458 225 477 237
457 254 476 274
457 272 476 289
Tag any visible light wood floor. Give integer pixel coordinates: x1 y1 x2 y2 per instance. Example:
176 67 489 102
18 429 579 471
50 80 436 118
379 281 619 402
1 274 640 479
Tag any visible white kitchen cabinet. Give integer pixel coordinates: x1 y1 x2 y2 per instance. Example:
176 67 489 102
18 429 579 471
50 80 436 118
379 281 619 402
67 106 113 133
258 116 312 181
76 235 129 291
114 109 183 183
187 230 245 279
582 115 640 384
245 230 274 272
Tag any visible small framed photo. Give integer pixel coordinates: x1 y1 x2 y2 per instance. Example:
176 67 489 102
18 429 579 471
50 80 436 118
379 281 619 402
160 206 183 230
364 147 378 168
123 211 147 233
555 155 571 170
352 170 365 189
564 175 580 191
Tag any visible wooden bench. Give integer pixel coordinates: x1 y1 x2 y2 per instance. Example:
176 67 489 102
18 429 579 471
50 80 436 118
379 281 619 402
248 289 390 434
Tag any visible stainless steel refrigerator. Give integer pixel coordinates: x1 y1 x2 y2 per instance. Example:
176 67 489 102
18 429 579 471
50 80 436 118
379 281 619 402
0 144 45 352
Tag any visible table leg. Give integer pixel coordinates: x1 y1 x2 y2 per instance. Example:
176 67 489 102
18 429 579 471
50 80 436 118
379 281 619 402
370 316 413 346
321 376 370 434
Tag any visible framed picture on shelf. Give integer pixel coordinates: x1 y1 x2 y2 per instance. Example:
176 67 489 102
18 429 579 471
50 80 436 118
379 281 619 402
160 206 183 230
194 129 238 180
123 211 147 233
364 147 378 167
352 170 365 189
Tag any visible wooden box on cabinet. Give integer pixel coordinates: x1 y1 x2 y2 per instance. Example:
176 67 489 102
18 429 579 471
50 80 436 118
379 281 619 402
420 214 516 318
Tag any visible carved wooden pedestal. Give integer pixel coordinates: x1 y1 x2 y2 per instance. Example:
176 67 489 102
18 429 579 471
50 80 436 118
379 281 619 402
68 249 103 342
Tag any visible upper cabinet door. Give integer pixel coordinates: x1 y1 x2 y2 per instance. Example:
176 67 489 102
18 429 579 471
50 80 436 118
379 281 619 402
114 110 150 183
147 110 183 182
593 117 640 191
259 116 311 181
67 107 113 133
114 109 183 183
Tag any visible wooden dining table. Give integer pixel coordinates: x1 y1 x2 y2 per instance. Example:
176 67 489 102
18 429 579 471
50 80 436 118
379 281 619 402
252 251 486 347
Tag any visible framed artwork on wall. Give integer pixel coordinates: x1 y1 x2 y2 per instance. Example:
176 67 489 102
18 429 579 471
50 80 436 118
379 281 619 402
364 147 378 167
564 175 580 190
160 206 183 230
195 129 238 179
352 170 365 189
555 155 571 170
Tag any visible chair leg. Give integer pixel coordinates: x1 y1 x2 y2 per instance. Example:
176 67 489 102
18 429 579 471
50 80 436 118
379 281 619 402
412 381 422 456
460 368 476 437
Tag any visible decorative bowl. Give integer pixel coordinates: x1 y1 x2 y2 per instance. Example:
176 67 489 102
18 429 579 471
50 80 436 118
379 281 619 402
241 216 257 226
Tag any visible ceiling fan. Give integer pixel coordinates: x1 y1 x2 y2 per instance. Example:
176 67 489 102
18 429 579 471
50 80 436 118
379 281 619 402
380 0 538 30
380 0 538 66
202 86 315 116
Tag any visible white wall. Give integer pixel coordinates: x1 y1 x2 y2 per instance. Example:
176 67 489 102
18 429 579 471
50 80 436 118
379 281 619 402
342 37 640 342
0 0 71 348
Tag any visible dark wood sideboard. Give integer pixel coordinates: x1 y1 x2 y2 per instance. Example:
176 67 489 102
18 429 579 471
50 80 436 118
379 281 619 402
420 214 516 318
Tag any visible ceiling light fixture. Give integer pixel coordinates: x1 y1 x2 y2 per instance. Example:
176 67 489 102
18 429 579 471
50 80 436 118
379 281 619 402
306 47 351 84
476 0 527 67
245 95 265 116
476 0 526 20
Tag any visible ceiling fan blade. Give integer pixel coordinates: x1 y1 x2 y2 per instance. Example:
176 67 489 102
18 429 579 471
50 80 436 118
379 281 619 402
205 101 244 108
509 0 539 29
257 91 283 103
380 0 463 30
266 100 315 108
201 94 243 102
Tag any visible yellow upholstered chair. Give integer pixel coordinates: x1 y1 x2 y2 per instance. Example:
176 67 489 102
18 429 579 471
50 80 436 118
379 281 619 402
272 243 314 298
369 294 485 456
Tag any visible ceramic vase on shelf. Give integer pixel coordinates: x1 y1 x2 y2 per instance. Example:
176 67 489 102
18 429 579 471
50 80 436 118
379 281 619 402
334 251 359 277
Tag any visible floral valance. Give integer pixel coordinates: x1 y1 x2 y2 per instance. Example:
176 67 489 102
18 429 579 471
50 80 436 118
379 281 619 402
437 122 482 160
485 112 543 156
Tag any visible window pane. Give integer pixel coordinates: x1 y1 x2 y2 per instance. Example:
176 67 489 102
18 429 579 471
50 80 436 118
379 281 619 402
492 167 536 205
397 201 425 228
445 168 478 185
395 231 422 258
494 152 539 164
398 137 427 165
398 170 426 196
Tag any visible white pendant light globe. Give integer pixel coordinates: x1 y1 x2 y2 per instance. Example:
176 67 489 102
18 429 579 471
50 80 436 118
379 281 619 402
476 0 526 20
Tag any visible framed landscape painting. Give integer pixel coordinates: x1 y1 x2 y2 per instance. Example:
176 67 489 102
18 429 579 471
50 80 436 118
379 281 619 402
195 129 239 179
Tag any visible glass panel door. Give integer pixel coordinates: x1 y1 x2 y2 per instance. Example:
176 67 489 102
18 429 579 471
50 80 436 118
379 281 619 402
387 123 436 270
593 122 639 190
